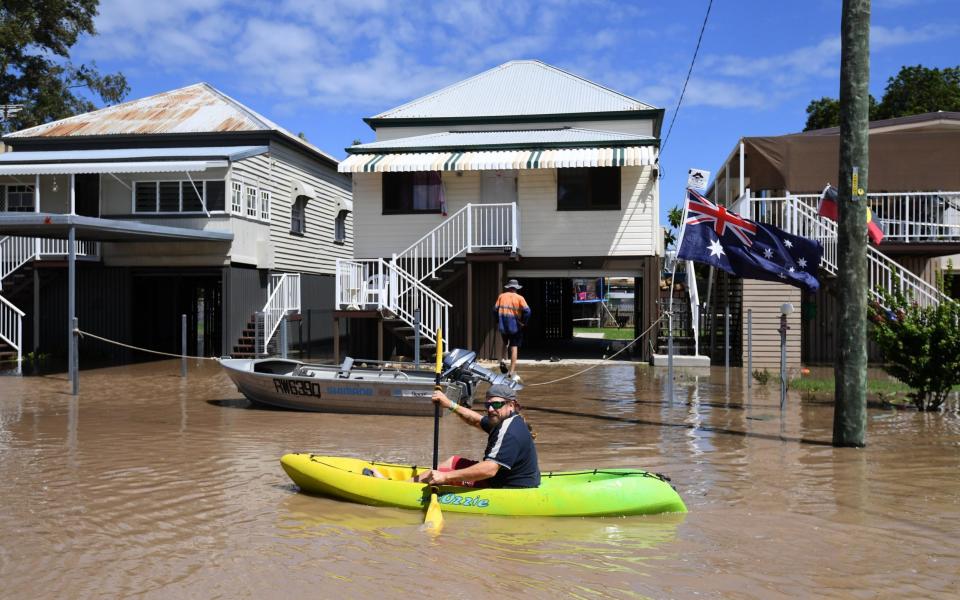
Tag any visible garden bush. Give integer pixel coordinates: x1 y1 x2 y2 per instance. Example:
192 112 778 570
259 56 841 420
868 270 960 411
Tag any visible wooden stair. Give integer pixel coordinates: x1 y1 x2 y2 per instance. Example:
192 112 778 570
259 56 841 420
231 314 261 358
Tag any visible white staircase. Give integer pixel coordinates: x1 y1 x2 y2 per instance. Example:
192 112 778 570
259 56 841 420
336 202 519 347
0 236 100 372
743 193 954 308
258 273 301 355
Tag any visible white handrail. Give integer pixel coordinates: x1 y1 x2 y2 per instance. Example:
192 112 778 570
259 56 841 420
0 293 25 373
783 191 960 243
260 273 301 355
748 196 952 308
393 203 517 282
1 235 100 289
335 258 450 347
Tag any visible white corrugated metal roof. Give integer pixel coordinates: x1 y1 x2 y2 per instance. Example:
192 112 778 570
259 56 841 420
339 146 657 173
350 128 653 151
5 84 339 164
0 146 267 163
372 60 657 120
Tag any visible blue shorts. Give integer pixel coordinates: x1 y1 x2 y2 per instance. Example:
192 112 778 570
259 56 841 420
501 331 523 348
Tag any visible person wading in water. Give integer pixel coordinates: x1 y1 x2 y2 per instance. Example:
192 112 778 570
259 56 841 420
494 279 530 380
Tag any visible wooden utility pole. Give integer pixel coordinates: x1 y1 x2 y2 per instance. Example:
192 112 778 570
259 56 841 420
833 0 870 447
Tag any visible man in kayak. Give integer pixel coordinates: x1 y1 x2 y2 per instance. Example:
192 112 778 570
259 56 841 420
415 384 540 489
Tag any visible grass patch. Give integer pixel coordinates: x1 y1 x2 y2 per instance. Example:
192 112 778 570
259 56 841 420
573 326 636 340
789 377 914 395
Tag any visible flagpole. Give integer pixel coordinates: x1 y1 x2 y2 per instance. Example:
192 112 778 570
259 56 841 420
666 190 694 402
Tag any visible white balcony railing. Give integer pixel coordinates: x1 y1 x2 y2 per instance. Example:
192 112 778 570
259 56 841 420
393 202 518 283
335 258 450 347
260 273 301 355
749 191 960 243
0 294 24 373
1 235 100 289
745 194 952 308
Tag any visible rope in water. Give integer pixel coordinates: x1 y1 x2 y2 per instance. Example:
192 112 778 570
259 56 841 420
74 328 220 361
523 314 665 387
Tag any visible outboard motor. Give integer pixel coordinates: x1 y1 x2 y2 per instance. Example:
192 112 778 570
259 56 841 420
442 348 522 405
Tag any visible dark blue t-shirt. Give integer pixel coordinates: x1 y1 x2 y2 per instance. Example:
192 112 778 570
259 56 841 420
480 413 540 488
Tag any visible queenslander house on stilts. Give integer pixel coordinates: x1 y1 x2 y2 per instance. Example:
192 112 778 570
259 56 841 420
0 83 352 372
700 111 960 368
334 60 663 362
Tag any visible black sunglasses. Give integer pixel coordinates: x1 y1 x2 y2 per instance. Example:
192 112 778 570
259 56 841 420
485 400 508 410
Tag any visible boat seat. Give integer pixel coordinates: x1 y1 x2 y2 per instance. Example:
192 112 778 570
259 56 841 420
338 357 355 378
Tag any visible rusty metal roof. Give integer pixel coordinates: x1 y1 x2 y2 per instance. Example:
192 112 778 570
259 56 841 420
6 83 339 164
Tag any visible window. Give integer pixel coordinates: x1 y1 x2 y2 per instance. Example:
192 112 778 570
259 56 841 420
132 180 227 213
334 210 347 244
291 197 307 234
231 182 242 214
556 167 621 211
158 181 179 212
182 181 203 212
246 185 257 218
259 189 270 221
2 185 35 212
205 181 226 211
135 182 158 212
382 172 444 214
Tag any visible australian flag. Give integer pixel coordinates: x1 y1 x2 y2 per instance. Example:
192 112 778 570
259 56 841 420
677 189 823 292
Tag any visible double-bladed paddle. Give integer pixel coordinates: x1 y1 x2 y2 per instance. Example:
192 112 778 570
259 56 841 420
422 328 444 533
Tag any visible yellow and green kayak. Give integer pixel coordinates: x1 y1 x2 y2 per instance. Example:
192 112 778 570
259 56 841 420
281 454 687 517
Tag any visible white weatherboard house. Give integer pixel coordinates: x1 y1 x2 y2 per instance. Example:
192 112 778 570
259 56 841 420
0 83 352 372
335 60 664 361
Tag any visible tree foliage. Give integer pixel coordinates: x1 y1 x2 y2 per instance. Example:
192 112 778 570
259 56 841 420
803 65 959 131
875 65 960 120
0 0 129 132
868 268 960 411
804 95 878 130
663 205 684 249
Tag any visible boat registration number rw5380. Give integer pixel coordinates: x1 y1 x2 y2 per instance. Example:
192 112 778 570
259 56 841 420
273 379 322 398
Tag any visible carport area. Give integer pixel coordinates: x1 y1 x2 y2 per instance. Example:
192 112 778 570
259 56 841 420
0 213 232 393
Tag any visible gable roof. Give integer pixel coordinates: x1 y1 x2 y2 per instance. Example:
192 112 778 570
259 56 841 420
5 83 338 164
370 60 657 121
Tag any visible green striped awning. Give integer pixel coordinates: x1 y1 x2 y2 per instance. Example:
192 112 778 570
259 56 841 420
338 146 657 173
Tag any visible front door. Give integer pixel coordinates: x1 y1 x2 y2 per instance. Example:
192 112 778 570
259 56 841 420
74 174 99 217
480 170 518 205
480 170 518 247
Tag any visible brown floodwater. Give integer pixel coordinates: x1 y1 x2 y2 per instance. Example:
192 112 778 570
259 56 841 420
1 360 958 599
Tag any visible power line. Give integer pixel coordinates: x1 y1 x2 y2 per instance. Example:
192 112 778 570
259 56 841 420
660 0 714 157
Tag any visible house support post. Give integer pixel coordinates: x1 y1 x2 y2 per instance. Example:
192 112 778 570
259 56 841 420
181 314 187 377
333 317 340 365
68 225 77 395
834 0 870 448
377 318 383 362
413 308 421 369
747 309 753 388
280 315 288 359
33 269 40 352
466 262 473 351
739 140 745 199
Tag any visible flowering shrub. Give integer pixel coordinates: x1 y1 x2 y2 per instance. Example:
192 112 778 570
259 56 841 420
868 269 960 411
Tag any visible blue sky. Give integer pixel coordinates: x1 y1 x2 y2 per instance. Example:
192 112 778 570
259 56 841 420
74 0 959 224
